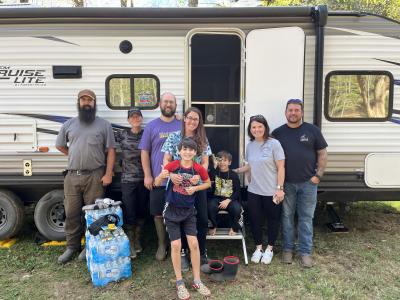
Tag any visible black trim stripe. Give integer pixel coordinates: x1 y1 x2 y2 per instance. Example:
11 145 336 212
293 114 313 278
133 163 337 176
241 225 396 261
374 58 400 67
37 128 59 135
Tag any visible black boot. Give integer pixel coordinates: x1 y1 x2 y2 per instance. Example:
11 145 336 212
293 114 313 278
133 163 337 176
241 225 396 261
58 248 78 264
134 218 145 253
181 249 190 272
209 256 240 282
124 224 137 259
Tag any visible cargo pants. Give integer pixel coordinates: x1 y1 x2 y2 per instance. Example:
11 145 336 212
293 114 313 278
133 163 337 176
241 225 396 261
63 168 104 250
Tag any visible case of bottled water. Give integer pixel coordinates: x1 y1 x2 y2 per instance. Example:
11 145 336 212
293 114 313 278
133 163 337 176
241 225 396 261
83 199 132 287
85 205 123 228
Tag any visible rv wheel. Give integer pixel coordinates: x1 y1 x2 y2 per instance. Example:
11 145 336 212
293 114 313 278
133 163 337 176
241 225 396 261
34 190 66 241
0 190 25 240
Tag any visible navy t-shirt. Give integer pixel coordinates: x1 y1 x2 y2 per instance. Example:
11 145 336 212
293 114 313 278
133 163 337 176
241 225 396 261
272 122 328 183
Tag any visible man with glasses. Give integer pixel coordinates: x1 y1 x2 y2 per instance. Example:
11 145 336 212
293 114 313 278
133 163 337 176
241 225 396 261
56 89 116 264
139 92 181 261
272 99 328 268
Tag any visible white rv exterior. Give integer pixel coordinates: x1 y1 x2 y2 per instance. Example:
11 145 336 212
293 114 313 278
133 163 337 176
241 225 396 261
0 6 399 240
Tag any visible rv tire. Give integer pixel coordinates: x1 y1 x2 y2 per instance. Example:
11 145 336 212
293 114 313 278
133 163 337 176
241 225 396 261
34 190 66 241
0 190 25 240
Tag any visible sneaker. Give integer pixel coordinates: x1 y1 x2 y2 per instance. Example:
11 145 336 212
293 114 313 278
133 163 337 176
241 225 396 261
300 255 314 268
192 281 211 297
282 251 293 264
251 249 263 264
181 251 190 272
176 284 191 300
261 249 273 265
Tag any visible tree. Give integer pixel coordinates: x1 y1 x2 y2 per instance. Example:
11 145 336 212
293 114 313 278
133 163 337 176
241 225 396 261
121 0 134 7
188 0 198 7
71 0 84 7
261 0 400 21
357 75 389 117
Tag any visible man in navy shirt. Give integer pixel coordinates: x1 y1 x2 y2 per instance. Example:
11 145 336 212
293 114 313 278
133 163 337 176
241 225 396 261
272 99 328 268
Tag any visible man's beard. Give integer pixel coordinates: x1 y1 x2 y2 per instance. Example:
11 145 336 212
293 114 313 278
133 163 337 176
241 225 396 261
78 104 96 124
287 115 301 124
160 106 176 118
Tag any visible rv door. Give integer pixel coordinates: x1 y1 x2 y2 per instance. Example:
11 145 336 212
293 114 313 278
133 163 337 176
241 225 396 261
245 27 305 133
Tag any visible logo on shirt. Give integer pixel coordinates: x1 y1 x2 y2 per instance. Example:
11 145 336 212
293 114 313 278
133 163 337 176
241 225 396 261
215 177 233 198
159 132 171 139
300 134 309 142
173 172 193 195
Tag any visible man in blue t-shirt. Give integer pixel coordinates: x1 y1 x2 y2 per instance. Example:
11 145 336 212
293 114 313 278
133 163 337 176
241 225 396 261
272 99 328 268
139 92 181 261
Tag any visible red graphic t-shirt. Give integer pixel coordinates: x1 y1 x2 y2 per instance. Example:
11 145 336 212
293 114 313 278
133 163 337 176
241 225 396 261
164 160 209 207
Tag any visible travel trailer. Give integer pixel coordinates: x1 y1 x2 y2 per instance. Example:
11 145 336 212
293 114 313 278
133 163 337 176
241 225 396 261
0 6 399 240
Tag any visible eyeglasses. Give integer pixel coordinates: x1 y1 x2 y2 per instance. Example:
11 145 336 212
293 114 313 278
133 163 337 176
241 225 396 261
185 116 199 122
286 99 303 105
250 114 265 121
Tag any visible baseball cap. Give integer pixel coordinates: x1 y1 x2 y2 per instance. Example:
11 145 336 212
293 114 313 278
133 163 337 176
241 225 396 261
128 108 143 118
78 89 96 100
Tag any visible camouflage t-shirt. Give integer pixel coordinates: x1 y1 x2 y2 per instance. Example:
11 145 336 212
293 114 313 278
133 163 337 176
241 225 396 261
115 129 144 183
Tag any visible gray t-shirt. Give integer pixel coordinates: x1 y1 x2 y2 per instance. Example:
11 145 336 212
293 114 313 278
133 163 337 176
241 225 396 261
245 138 285 196
56 116 116 170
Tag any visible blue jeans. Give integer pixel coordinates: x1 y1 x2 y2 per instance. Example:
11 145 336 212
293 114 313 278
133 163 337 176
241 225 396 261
282 180 318 256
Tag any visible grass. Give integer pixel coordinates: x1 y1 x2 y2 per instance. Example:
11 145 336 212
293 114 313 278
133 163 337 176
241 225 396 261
1 201 400 300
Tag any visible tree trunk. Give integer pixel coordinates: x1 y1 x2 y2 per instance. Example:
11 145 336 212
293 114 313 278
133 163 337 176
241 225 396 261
72 0 84 7
357 75 373 117
188 0 198 7
373 75 389 117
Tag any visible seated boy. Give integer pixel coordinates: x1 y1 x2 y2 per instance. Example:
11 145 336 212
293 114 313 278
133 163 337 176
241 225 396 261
155 137 211 300
208 150 242 236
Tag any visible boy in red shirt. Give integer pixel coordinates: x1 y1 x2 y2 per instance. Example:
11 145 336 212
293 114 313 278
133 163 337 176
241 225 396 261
155 137 211 300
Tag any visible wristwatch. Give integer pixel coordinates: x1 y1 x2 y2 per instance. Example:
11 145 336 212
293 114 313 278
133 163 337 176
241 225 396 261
315 174 322 180
276 185 284 190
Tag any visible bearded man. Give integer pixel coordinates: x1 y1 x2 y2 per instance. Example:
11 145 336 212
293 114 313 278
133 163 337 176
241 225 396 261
139 92 181 261
55 89 116 264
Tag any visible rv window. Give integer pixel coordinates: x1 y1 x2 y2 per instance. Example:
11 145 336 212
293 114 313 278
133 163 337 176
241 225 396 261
106 75 160 109
109 78 131 107
133 78 158 108
325 71 393 122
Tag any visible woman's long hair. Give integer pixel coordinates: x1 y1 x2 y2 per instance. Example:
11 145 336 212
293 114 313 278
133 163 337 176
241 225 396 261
182 107 207 155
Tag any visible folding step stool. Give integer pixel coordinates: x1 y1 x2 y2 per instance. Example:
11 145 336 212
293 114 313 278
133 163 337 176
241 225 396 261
206 210 248 265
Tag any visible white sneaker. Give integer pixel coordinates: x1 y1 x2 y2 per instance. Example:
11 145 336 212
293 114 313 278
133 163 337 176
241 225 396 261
251 249 263 264
261 249 273 265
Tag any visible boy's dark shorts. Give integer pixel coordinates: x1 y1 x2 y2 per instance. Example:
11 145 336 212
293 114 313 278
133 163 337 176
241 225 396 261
149 187 166 216
163 203 197 241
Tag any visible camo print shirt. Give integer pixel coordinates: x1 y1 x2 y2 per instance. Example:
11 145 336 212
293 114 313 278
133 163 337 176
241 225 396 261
114 129 144 183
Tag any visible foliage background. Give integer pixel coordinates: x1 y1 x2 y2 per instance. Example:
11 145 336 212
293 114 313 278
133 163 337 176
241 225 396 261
261 0 400 21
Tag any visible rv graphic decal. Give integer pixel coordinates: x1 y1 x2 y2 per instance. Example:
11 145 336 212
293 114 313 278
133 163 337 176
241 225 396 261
374 58 400 67
34 36 80 46
5 113 129 135
0 66 46 86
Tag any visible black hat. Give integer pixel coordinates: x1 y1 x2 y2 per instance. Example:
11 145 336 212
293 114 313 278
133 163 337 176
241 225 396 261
128 108 142 118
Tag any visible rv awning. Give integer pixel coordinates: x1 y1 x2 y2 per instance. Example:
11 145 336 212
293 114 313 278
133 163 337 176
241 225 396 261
0 7 316 24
